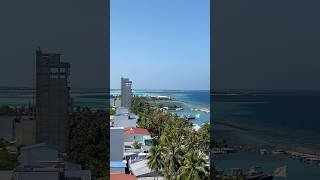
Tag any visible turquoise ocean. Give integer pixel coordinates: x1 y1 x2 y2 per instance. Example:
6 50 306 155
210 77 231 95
111 89 210 126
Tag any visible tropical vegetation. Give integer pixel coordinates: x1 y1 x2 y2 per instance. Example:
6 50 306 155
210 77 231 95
0 138 17 170
132 96 210 180
0 105 17 116
67 107 109 180
132 141 142 149
157 103 179 109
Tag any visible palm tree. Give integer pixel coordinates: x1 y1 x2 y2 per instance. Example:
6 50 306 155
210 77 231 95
147 144 164 180
160 130 183 180
184 130 199 152
197 123 210 154
176 150 209 180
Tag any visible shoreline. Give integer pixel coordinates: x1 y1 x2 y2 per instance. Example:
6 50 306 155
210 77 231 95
214 121 320 157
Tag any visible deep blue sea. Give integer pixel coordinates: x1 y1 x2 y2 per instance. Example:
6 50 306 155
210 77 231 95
213 90 320 180
213 91 320 149
214 91 320 132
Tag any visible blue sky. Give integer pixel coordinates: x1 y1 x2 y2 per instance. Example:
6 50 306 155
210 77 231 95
111 0 210 90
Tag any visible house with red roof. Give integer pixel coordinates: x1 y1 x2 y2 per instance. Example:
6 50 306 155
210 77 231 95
124 127 152 146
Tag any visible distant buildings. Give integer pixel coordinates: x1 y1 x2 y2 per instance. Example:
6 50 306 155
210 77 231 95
35 48 71 152
121 77 132 109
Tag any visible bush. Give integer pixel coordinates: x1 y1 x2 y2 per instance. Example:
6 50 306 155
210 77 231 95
132 141 141 149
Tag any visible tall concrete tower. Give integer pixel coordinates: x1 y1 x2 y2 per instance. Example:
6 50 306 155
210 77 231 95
35 48 71 152
121 77 132 109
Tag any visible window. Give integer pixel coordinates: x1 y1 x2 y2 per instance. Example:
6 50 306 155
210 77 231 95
60 68 66 73
50 74 59 79
50 68 59 73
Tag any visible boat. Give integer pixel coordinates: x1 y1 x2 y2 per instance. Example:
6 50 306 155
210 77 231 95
303 157 320 165
212 149 225 154
260 149 271 155
245 167 273 180
199 108 210 113
184 114 196 120
271 149 285 155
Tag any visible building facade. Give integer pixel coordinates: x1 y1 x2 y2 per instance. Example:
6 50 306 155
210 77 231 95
110 127 124 161
124 128 152 146
35 49 71 152
120 77 132 109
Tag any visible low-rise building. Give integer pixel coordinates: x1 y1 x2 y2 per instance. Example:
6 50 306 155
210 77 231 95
110 161 127 174
124 127 152 146
12 143 91 180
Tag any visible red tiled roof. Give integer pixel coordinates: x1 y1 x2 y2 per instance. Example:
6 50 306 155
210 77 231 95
124 127 151 136
110 173 137 180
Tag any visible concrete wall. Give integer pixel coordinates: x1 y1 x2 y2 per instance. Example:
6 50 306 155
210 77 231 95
110 127 124 161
